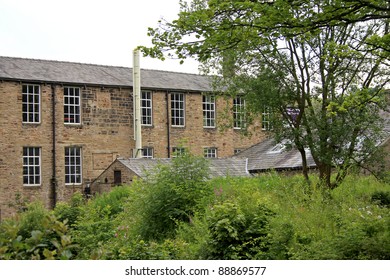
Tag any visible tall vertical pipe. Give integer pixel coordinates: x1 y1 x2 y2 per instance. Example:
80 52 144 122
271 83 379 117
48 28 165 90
133 49 142 158
51 84 57 208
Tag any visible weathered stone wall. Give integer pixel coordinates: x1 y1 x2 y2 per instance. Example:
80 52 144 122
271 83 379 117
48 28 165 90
90 160 139 194
0 82 134 219
0 82 264 220
142 91 265 158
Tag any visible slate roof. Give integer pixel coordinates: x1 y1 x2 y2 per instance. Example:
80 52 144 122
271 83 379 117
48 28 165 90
233 138 317 172
116 157 250 178
0 56 212 92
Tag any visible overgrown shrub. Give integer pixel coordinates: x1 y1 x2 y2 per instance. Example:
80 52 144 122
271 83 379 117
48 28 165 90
0 202 75 260
130 152 213 241
53 192 84 228
203 201 275 260
70 186 131 259
371 191 390 207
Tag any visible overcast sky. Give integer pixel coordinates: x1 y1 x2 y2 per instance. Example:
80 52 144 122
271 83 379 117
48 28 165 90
0 0 200 73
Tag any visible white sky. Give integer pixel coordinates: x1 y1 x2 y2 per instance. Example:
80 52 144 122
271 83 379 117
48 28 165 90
0 0 200 73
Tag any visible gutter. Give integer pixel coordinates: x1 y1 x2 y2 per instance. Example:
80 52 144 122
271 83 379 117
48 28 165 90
166 91 171 158
51 84 57 208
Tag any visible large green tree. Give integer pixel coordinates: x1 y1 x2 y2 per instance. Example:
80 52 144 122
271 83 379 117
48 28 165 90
141 0 389 188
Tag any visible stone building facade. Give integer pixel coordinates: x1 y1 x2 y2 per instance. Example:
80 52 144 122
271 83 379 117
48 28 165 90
0 56 265 219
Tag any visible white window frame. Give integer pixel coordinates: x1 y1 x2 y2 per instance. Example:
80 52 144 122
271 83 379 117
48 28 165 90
262 106 271 131
204 147 217 158
171 93 185 127
141 90 153 126
64 87 81 125
22 84 40 124
172 147 186 157
23 147 41 186
142 147 154 158
65 146 82 185
233 96 246 129
203 94 216 128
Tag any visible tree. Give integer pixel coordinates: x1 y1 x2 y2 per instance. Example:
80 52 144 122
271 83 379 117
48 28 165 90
140 0 389 188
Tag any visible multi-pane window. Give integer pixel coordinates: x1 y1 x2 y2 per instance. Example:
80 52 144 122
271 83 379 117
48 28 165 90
262 106 271 131
65 147 82 184
204 147 217 158
23 147 41 186
171 93 185 127
172 147 186 157
233 96 246 129
203 94 216 128
64 87 81 124
22 84 40 123
142 147 154 158
141 91 152 126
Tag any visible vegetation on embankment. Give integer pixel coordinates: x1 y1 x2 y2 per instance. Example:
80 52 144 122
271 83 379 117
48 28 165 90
1 155 389 260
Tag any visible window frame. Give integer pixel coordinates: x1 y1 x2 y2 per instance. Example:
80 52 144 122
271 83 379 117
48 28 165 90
141 90 153 126
233 96 246 129
203 94 216 128
22 84 41 124
262 106 271 131
172 147 186 157
65 146 82 185
142 147 154 158
64 87 81 125
23 147 41 186
171 92 185 127
204 147 217 158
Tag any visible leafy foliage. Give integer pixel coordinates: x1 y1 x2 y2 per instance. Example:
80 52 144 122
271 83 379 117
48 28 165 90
140 0 390 189
1 165 389 260
120 152 212 241
0 202 75 260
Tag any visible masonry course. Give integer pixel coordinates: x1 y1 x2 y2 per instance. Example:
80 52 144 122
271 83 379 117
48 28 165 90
0 56 264 219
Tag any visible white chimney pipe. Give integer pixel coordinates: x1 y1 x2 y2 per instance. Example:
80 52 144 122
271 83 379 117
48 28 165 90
133 49 142 158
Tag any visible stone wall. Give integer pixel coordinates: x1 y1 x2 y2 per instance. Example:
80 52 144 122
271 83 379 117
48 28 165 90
0 82 264 219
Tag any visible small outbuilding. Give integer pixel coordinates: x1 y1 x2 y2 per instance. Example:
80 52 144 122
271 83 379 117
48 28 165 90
90 157 250 194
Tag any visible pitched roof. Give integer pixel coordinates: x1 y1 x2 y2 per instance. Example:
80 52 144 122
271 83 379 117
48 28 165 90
116 157 250 178
233 138 317 172
0 56 212 92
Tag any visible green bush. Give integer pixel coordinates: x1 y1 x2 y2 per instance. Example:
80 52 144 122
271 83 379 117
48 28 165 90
203 201 275 260
371 191 390 207
53 192 84 228
70 186 131 259
129 152 213 241
0 202 75 260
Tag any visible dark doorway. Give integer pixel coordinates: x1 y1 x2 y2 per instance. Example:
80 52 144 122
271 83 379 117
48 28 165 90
114 170 122 185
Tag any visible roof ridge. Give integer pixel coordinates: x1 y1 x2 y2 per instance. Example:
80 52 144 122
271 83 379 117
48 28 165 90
0 55 203 76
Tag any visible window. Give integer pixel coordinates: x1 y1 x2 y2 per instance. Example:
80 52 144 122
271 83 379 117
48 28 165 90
203 94 216 128
172 147 186 157
22 84 40 123
262 106 271 131
23 147 41 185
64 87 81 124
141 91 152 126
171 93 185 127
142 147 154 158
233 96 246 129
204 147 217 158
65 147 82 184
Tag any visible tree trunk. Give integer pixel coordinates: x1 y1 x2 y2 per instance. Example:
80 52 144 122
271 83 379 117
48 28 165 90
298 146 310 184
318 163 333 189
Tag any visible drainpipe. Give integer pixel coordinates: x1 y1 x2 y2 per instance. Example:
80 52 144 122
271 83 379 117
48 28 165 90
51 84 57 208
133 49 142 158
166 91 171 158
